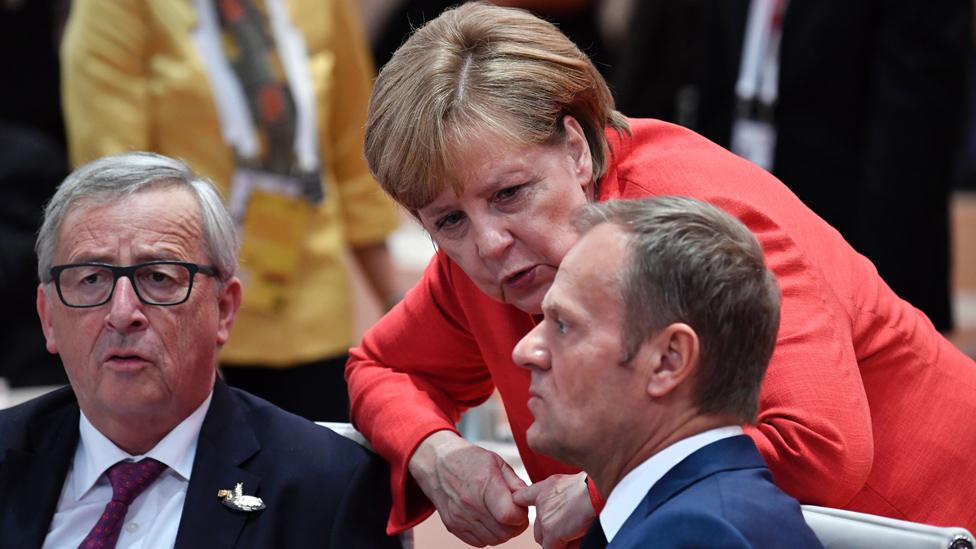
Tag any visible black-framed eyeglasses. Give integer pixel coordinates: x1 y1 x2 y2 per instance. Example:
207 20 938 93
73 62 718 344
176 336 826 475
48 261 220 308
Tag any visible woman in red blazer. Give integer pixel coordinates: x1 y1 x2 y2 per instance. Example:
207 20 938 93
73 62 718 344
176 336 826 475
348 3 976 546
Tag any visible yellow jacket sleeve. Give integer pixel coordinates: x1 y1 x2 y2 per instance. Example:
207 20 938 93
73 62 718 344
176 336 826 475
62 0 152 167
321 0 398 247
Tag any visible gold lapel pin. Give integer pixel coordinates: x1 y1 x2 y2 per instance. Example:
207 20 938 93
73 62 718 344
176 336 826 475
217 482 266 511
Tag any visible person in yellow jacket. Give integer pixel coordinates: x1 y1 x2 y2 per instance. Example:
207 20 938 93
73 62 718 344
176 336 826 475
61 0 400 421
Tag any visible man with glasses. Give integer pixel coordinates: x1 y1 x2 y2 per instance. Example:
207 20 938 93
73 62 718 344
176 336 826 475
0 152 400 548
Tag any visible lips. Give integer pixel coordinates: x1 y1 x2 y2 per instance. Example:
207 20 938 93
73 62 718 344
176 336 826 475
102 349 152 371
502 265 539 290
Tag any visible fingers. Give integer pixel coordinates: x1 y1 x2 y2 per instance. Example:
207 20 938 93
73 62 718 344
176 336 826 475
444 495 523 544
418 441 529 546
499 460 529 493
542 538 563 549
448 517 500 547
484 478 529 529
512 481 540 507
442 497 511 547
520 473 595 549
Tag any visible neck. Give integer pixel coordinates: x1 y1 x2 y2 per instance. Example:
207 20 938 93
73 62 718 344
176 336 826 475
585 412 737 497
80 395 208 455
93 415 180 455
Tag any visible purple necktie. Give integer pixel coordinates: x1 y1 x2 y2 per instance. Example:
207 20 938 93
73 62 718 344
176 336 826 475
77 458 168 549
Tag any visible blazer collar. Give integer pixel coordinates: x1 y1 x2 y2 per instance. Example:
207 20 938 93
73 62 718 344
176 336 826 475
174 379 261 549
635 435 765 518
0 386 79 549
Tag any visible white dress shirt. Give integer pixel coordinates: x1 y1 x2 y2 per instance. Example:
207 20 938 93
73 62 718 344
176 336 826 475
42 392 213 549
599 426 744 543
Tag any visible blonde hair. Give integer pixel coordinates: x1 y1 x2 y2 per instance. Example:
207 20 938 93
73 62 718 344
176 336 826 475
364 1 629 212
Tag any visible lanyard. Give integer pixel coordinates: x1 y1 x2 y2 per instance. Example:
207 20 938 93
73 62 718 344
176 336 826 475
190 0 321 173
735 0 788 107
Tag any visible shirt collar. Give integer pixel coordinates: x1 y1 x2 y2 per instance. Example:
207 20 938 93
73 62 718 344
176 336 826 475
70 391 213 502
599 425 744 542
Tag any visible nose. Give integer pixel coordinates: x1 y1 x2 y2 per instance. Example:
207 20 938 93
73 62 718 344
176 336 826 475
513 323 550 371
104 276 149 333
474 217 514 261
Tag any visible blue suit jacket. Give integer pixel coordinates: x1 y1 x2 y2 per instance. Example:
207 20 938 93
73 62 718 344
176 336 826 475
0 380 400 549
582 436 822 549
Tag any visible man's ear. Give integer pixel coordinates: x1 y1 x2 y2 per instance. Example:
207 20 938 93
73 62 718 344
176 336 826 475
561 115 594 194
215 277 242 346
36 284 59 354
645 323 699 398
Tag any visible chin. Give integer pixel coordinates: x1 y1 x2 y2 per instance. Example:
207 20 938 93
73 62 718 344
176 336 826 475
509 293 545 315
526 424 558 457
513 303 543 315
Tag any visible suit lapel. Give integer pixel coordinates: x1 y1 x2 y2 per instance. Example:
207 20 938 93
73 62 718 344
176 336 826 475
580 517 609 549
634 436 765 519
0 388 79 549
174 381 261 549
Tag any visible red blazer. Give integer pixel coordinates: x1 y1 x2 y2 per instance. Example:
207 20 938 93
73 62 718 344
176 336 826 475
347 119 976 533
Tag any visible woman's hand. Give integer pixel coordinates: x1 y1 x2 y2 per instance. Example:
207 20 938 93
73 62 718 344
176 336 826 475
513 472 595 549
409 431 530 546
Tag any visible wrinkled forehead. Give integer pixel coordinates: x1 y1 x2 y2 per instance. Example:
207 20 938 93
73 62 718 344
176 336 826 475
56 186 204 257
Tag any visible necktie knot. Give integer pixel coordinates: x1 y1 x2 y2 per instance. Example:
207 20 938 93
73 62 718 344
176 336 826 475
107 458 168 506
78 458 167 549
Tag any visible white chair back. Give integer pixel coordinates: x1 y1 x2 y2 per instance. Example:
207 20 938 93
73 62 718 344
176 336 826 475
802 505 974 549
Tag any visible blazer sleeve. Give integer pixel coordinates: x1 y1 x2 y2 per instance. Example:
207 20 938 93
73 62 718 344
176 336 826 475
721 197 875 507
329 449 404 549
346 251 497 533
611 125 876 508
61 0 151 166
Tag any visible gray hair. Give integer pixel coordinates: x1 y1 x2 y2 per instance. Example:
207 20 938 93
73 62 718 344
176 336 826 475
36 152 239 282
576 196 781 423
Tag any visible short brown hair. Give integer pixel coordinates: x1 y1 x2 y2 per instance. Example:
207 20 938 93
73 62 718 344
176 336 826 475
576 197 781 423
364 1 629 213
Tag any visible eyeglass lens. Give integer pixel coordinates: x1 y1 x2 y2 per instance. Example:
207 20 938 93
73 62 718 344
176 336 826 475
58 264 193 306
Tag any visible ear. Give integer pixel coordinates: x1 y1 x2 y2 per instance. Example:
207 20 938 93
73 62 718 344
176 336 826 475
215 277 243 346
561 115 594 195
644 323 699 398
36 284 59 354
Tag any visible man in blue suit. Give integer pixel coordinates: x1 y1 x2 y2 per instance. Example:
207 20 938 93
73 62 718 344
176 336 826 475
0 152 400 548
513 196 823 548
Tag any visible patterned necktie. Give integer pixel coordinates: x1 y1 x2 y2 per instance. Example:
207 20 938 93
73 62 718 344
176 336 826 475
77 458 168 549
214 0 324 203
216 0 296 172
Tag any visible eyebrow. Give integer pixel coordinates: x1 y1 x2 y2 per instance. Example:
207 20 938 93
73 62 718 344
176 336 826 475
419 202 455 222
541 293 563 319
68 252 186 265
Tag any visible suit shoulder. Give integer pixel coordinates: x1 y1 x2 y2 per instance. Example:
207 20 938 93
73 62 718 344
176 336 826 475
227 387 379 472
628 507 752 548
667 468 822 548
0 387 75 452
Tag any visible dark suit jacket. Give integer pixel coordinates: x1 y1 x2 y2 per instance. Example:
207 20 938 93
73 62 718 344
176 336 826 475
581 436 822 549
0 380 401 549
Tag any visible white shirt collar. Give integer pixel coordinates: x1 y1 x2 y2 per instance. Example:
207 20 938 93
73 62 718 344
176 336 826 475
599 425 744 542
70 391 213 502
